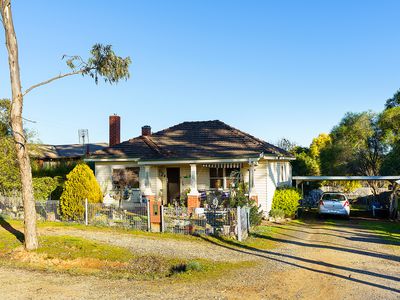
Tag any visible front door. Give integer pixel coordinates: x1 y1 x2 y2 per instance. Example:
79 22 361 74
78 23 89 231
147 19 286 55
167 168 180 204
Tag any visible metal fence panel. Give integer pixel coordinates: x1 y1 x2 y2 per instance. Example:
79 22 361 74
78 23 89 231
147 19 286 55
86 202 148 230
162 206 245 239
0 197 249 240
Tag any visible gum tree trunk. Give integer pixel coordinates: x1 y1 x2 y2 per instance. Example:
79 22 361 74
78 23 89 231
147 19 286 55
1 0 38 250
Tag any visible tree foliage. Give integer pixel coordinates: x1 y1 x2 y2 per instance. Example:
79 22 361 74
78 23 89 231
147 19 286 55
32 177 58 201
0 99 11 136
291 151 320 176
384 89 400 109
63 44 131 85
321 180 362 193
310 133 331 159
0 135 20 194
60 163 102 220
319 112 385 177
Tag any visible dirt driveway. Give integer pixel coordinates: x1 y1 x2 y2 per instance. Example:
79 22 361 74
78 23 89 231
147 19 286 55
0 217 399 300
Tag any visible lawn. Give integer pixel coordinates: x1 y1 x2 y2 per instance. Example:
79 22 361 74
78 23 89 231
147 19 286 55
358 220 400 245
0 216 263 281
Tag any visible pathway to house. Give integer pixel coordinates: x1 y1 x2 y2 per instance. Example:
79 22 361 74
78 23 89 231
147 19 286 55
0 217 399 299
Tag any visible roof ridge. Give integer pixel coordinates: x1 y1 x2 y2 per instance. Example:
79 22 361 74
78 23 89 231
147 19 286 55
217 120 290 156
151 120 221 136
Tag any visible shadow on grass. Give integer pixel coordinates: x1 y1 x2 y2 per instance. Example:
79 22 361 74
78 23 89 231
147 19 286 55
0 216 24 243
199 231 400 294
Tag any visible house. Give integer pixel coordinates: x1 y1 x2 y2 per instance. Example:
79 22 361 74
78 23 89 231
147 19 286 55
87 116 294 216
33 143 108 168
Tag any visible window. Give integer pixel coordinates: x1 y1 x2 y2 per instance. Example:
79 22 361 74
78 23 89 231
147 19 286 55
112 167 140 190
209 167 241 189
280 163 285 182
210 168 223 189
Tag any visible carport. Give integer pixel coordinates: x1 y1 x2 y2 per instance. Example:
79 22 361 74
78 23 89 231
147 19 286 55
293 176 400 191
292 176 400 218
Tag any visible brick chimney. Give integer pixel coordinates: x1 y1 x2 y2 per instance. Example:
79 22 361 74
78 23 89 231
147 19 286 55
141 125 151 136
109 114 121 146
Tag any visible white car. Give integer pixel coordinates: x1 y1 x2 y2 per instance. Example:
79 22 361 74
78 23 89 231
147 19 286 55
318 192 350 218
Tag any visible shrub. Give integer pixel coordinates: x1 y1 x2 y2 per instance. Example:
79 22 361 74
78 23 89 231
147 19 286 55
228 182 263 226
60 163 102 220
269 208 285 219
272 187 301 218
32 177 58 201
186 260 203 271
249 203 263 226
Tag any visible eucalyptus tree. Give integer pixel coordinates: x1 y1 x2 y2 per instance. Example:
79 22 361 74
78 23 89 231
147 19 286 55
0 0 131 250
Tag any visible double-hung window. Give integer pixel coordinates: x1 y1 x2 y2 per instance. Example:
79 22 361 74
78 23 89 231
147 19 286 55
209 167 241 189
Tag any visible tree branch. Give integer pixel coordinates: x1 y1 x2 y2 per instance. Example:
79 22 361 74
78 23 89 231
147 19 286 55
23 69 85 96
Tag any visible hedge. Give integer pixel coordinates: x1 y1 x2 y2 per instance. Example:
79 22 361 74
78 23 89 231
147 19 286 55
272 187 301 218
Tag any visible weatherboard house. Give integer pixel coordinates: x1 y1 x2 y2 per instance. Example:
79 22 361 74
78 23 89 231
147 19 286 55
87 116 294 215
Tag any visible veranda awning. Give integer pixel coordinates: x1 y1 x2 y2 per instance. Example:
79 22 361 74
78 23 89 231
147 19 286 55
202 163 243 168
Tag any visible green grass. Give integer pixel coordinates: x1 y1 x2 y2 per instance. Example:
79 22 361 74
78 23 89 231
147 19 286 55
358 220 400 244
37 235 135 261
0 230 21 253
0 218 253 281
0 229 206 279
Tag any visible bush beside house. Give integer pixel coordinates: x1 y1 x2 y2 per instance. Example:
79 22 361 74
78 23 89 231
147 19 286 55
60 163 102 220
272 187 301 218
228 182 263 226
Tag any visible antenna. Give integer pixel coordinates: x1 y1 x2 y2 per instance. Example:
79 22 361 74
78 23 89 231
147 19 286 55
78 129 89 156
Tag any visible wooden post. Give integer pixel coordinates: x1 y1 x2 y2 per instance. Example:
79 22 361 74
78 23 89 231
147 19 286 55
247 207 250 233
160 205 164 233
146 200 151 231
237 206 242 242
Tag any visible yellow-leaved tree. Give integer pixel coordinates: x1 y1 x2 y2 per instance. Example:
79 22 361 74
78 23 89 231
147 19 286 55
60 163 102 221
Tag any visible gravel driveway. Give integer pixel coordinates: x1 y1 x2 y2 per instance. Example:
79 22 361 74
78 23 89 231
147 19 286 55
0 218 399 300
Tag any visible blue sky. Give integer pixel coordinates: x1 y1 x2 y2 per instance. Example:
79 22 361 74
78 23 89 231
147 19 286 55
1 0 399 146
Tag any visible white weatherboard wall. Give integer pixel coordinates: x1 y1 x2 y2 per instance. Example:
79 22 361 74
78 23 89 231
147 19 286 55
253 161 268 213
266 160 292 215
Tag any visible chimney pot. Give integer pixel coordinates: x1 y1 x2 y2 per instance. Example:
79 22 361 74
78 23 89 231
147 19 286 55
142 125 151 136
109 115 121 146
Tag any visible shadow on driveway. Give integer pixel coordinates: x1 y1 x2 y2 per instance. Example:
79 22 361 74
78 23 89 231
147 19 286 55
200 217 400 295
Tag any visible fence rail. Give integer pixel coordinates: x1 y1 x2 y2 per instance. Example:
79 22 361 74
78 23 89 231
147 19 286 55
0 199 250 240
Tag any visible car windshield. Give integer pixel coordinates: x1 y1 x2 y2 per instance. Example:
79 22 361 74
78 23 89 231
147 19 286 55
322 193 346 201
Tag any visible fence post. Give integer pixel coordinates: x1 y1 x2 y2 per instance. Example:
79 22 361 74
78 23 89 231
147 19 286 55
146 200 151 232
237 206 242 242
85 198 88 226
247 207 250 233
160 205 164 233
